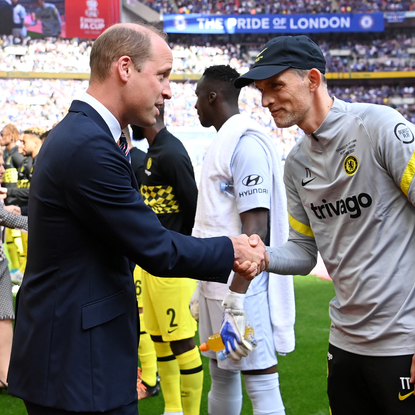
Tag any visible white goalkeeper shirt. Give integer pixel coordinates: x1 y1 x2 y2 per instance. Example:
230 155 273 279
199 134 271 300
269 97 415 356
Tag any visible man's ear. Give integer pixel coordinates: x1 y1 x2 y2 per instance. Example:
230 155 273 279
117 56 132 82
208 91 217 104
308 68 321 92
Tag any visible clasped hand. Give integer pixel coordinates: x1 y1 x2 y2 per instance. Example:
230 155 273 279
230 234 269 280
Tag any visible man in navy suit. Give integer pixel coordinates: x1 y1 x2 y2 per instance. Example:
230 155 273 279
7 23 268 415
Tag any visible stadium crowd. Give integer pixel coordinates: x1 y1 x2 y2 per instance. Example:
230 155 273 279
1 76 415 164
8 0 415 17
169 33 415 73
0 37 92 73
2 33 415 74
142 0 415 14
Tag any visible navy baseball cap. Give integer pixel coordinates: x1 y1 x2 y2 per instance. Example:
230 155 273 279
234 35 326 88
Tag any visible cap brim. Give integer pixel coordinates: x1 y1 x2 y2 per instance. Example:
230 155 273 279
234 65 290 88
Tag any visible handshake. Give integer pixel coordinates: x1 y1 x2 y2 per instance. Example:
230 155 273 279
230 234 269 280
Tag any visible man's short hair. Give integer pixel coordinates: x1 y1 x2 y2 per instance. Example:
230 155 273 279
290 68 327 87
203 65 240 85
202 65 241 101
23 127 44 138
89 23 167 83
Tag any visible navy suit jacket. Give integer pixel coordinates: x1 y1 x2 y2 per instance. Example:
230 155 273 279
7 101 234 412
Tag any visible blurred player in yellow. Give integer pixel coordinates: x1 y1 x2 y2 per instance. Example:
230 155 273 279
0 124 24 284
125 127 160 401
133 106 202 415
133 265 159 399
6 127 44 281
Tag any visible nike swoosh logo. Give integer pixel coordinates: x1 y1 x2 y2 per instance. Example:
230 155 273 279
399 391 414 400
167 328 178 334
257 47 268 57
301 177 316 186
255 47 268 62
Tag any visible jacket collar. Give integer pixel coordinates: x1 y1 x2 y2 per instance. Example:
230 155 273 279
68 100 113 138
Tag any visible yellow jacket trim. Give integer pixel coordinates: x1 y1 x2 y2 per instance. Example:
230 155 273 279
288 213 315 238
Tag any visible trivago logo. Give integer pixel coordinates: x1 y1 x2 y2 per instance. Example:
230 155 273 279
310 193 372 219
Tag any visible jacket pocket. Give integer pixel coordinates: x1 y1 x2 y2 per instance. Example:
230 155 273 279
82 290 127 330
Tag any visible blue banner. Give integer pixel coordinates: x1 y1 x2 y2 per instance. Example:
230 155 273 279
385 12 406 23
163 13 384 34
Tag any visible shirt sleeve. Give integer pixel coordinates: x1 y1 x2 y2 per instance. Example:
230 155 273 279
230 134 271 214
7 187 29 206
265 151 318 276
364 105 415 206
0 204 28 231
159 138 198 234
54 6 62 31
19 6 26 21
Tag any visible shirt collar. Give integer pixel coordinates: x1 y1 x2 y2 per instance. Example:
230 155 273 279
80 92 121 142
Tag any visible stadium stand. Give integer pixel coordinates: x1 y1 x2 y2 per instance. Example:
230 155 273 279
1 0 415 167
1 30 415 74
142 0 415 14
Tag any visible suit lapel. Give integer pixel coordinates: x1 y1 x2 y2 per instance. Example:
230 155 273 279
69 100 139 192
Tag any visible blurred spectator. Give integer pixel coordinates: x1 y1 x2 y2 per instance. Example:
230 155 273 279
26 0 61 38
0 0 13 36
0 123 24 206
11 0 27 38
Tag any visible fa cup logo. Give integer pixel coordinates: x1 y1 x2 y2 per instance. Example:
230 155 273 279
85 0 99 18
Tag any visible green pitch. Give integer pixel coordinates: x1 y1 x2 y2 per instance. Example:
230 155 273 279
1 274 334 415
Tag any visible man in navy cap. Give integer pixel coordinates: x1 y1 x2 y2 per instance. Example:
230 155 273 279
232 35 415 415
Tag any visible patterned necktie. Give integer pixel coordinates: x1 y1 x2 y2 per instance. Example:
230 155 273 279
118 132 131 163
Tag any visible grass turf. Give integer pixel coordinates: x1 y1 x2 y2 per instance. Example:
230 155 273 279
1 274 334 415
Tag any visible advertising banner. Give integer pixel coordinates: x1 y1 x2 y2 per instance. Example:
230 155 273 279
66 0 120 39
163 13 384 34
385 12 406 23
